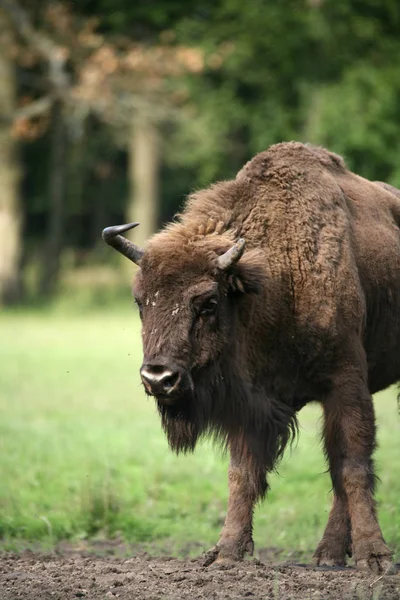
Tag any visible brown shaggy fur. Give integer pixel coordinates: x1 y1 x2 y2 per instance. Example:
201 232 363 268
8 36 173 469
130 142 400 572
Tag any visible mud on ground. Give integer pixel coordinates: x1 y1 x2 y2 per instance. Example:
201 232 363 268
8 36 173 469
1 551 400 600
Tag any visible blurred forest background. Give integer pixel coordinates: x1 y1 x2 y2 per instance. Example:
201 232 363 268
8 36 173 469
1 0 400 305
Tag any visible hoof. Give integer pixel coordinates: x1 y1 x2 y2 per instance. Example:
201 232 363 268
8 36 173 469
356 557 396 575
312 555 347 568
354 538 395 574
203 546 221 567
203 537 254 567
312 539 349 568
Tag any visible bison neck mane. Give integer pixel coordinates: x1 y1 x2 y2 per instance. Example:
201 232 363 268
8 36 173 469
157 355 298 476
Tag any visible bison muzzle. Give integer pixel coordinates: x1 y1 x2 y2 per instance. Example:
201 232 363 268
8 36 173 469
103 142 400 574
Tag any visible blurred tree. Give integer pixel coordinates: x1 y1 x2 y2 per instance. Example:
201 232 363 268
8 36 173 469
3 0 71 295
39 96 68 295
128 112 160 245
0 8 22 304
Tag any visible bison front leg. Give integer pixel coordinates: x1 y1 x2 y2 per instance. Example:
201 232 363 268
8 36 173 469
204 438 266 566
313 494 352 566
315 360 394 574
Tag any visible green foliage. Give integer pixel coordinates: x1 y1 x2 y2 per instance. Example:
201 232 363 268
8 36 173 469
0 310 399 560
168 0 400 186
305 63 400 184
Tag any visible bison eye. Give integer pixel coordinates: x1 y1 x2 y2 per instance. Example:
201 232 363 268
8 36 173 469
199 298 218 317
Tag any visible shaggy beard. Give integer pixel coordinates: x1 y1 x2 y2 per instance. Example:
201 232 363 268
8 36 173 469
156 357 298 478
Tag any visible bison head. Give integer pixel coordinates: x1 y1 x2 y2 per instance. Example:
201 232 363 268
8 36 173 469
102 223 263 408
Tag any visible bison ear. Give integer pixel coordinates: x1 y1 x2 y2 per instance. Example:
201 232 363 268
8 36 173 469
227 251 264 295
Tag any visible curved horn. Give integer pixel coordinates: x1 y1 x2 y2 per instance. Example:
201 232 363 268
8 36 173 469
102 222 144 265
217 238 246 270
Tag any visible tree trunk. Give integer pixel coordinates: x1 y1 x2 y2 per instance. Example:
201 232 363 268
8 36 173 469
39 98 67 296
0 10 22 304
127 113 160 248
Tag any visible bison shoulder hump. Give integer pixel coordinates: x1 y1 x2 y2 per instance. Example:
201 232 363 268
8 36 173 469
236 142 348 185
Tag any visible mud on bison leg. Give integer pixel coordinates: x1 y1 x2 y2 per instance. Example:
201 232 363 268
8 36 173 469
319 360 394 574
313 495 351 567
204 439 266 566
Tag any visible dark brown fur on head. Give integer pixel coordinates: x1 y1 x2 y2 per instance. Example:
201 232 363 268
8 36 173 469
133 226 296 478
134 229 265 371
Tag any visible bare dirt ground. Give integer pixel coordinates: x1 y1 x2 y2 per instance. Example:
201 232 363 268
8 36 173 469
1 548 400 600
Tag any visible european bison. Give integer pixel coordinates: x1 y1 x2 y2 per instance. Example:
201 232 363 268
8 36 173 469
103 142 400 573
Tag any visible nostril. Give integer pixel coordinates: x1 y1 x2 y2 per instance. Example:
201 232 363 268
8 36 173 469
161 372 180 393
140 365 182 396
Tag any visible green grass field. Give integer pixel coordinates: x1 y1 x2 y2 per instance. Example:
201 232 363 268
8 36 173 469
1 305 400 560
